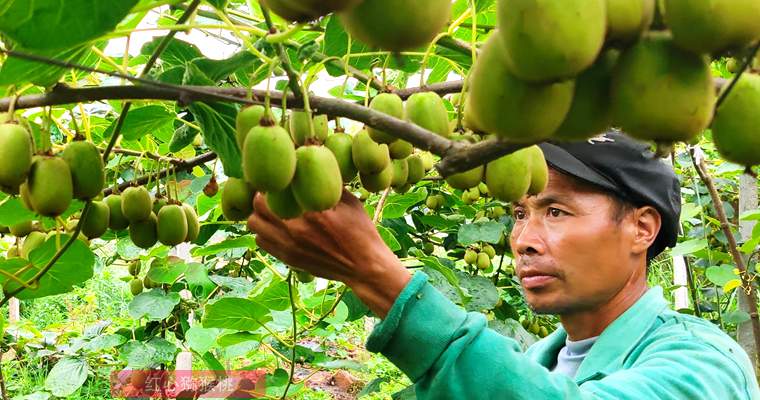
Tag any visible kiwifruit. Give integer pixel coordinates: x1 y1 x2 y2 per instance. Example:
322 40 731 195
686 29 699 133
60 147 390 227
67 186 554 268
497 0 606 82
157 204 188 246
236 105 266 149
712 73 760 166
368 93 404 144
339 0 451 51
61 141 105 200
104 194 130 230
388 140 413 160
405 92 450 138
406 155 425 184
665 0 760 55
21 231 46 259
129 212 158 249
324 132 358 183
81 201 110 239
243 124 297 192
27 156 73 217
359 163 393 193
182 203 200 243
121 186 153 223
266 186 303 220
0 123 33 193
486 148 532 203
9 220 33 237
221 177 255 221
352 129 391 174
130 277 144 296
291 146 343 212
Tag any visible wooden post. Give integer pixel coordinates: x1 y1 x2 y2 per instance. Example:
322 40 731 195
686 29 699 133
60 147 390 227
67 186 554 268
738 172 758 370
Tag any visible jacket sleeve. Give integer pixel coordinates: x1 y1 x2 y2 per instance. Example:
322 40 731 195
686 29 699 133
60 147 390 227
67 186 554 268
365 271 755 400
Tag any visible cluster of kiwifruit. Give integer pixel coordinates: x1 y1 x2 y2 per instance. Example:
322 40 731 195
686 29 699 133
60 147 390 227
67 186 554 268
520 314 551 338
464 243 497 271
461 0 760 167
126 260 160 296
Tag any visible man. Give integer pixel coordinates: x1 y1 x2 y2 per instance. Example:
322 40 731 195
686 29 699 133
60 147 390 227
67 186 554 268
249 130 760 399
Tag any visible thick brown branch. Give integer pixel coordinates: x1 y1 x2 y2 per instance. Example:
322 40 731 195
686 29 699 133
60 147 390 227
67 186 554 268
394 80 464 100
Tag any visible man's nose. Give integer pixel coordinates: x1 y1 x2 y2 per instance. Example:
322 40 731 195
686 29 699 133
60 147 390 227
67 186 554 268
511 216 545 256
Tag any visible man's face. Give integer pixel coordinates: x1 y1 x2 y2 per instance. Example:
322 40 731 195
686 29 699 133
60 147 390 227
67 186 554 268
510 169 641 315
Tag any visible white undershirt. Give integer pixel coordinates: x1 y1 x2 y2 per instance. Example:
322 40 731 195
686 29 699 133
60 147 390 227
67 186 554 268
552 335 599 378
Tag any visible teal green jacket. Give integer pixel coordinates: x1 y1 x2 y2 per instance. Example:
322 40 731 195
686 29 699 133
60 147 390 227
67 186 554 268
367 271 760 399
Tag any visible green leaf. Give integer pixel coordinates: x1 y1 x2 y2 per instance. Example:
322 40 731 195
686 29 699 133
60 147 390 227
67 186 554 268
194 50 260 82
0 0 139 50
740 209 760 221
189 102 243 178
253 278 291 312
680 202 702 222
217 332 262 348
140 36 203 66
44 357 89 397
488 319 536 351
0 45 90 87
705 265 737 287
103 105 175 141
191 235 257 256
119 340 154 369
202 297 272 331
186 327 221 354
85 334 126 352
128 289 181 320
147 257 188 284
458 273 499 312
184 262 217 298
377 225 401 251
169 124 199 153
382 189 427 219
147 337 178 364
2 236 95 300
419 258 466 301
458 221 505 245
0 197 36 226
670 239 709 256
723 310 751 325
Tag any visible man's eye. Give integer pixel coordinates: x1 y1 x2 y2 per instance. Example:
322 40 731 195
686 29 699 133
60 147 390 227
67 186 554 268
514 209 526 219
548 207 564 217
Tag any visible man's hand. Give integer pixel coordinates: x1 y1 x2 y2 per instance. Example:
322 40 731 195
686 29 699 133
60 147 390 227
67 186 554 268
247 190 411 319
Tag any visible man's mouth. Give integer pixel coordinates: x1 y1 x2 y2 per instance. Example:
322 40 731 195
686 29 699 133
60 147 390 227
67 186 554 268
518 269 558 290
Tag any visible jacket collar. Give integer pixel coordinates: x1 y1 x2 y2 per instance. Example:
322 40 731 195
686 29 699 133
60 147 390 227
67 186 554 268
527 286 669 383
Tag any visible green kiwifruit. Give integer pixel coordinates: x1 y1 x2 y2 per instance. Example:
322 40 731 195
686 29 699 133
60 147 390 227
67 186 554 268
482 244 496 259
236 105 266 148
129 212 158 249
152 197 167 215
611 33 715 142
606 0 656 44
82 201 110 239
121 186 153 223
339 0 451 52
157 204 188 246
128 260 141 276
105 194 130 230
405 92 450 138
130 277 144 296
446 166 484 191
525 145 549 195
313 114 329 143
468 35 574 142
476 252 491 270
266 186 303 220
0 123 33 193
420 152 435 171
182 204 200 243
390 158 409 188
222 178 255 221
295 270 315 283
9 220 33 237
19 182 33 211
21 231 46 259
555 50 618 141
289 111 324 146
665 0 760 55
352 129 391 174
478 182 490 196
406 155 425 184
143 275 157 289
360 163 393 193
497 0 606 82
388 140 413 160
7 246 18 258
712 73 760 166
27 156 73 217
486 148 532 203
243 124 297 192
61 141 105 200
324 132 358 183
291 146 343 212
368 94 404 144
262 0 361 22
464 249 477 265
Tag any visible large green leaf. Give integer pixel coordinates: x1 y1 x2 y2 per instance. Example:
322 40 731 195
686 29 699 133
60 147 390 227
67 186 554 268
146 257 188 284
0 196 36 226
186 327 220 354
1 236 95 300
458 221 505 246
202 297 272 331
382 188 427 219
184 262 217 298
189 101 243 178
705 264 737 287
0 0 139 50
670 238 709 257
103 105 175 141
45 357 89 397
140 36 203 66
128 289 181 320
191 235 257 257
0 45 90 87
252 277 291 312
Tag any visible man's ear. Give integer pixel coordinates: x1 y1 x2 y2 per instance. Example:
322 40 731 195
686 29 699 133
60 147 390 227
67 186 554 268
631 206 661 257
